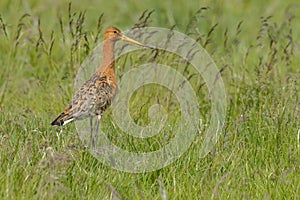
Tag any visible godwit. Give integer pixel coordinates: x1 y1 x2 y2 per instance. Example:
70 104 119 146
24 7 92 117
51 27 146 146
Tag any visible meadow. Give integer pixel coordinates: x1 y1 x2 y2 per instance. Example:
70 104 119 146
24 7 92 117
0 0 299 199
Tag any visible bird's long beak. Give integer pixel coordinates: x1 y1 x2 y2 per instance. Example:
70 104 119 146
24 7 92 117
120 34 145 47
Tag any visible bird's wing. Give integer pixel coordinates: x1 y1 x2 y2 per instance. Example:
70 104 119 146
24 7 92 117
51 73 114 126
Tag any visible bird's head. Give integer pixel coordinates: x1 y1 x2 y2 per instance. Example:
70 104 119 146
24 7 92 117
104 26 145 47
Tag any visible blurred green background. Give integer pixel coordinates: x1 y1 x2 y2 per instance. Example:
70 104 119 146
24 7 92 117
0 0 299 199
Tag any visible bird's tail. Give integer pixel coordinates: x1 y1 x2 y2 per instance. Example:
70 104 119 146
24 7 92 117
51 109 74 126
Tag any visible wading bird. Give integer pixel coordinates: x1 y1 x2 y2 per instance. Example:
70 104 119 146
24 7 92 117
51 27 147 146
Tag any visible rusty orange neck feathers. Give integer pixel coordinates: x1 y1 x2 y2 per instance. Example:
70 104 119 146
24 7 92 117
95 26 145 74
97 39 116 73
96 27 121 73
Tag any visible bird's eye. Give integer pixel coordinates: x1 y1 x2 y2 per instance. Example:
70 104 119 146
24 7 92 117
113 31 117 33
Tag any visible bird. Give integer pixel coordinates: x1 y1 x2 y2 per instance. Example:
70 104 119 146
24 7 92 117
51 26 147 146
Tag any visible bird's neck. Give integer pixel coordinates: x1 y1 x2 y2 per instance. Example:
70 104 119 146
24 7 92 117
97 39 116 73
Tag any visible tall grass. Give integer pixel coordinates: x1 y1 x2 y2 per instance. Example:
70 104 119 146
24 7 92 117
0 0 299 199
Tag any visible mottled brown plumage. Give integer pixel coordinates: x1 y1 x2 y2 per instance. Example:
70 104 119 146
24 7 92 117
51 27 145 128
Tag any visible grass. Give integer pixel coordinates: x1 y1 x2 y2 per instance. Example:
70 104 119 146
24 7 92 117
0 0 299 199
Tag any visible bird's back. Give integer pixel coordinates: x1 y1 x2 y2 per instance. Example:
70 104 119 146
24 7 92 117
51 71 117 126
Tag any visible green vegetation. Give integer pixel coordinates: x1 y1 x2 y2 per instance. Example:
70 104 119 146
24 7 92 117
0 0 299 199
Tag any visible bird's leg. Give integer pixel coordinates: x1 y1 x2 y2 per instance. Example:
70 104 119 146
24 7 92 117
89 117 94 148
94 115 101 147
